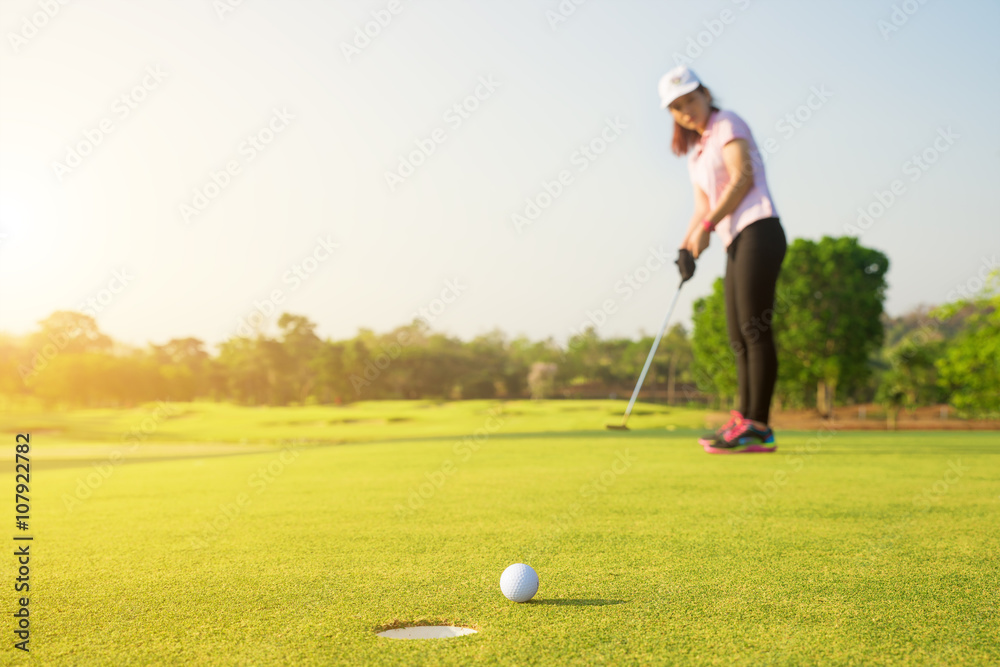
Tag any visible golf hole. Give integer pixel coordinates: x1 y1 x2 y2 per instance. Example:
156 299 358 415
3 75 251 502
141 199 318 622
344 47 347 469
376 626 477 639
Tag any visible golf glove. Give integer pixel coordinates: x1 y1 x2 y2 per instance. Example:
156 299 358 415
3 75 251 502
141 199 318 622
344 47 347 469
676 248 695 283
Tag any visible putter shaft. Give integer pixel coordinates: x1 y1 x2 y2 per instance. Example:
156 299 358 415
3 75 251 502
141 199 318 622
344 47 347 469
612 281 684 429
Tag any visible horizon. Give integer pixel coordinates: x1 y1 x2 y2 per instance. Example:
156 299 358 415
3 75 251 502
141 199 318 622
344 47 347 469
6 283 986 353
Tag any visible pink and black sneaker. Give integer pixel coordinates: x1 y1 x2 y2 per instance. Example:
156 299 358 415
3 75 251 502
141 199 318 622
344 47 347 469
703 415 777 454
697 410 743 447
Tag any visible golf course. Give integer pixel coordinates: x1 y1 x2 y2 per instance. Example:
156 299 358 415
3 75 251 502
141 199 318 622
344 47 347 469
3 0 999 664
5 400 997 665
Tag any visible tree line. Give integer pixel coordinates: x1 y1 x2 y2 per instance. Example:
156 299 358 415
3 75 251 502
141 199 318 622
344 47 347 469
691 237 998 419
2 236 996 419
1 310 696 408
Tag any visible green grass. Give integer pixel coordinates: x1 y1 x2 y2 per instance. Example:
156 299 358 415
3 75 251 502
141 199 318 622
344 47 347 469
6 401 999 665
0 399 702 447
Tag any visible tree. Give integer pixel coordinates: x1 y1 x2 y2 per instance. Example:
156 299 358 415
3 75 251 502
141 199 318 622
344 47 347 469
0 334 27 398
876 336 941 429
934 271 1000 418
312 341 347 403
691 278 737 407
29 311 112 354
508 336 562 398
528 362 558 399
277 314 323 403
216 336 283 405
564 327 626 387
777 237 889 416
463 329 513 398
150 337 210 400
17 311 113 383
651 323 692 405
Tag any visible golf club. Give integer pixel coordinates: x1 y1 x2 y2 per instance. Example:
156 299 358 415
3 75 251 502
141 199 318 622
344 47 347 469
606 247 694 430
606 279 685 430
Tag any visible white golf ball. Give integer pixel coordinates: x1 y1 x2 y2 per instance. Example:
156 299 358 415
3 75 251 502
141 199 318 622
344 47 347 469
500 563 539 603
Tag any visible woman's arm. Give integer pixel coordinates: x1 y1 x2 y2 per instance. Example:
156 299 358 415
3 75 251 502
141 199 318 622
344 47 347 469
707 138 754 226
680 184 710 249
685 139 754 259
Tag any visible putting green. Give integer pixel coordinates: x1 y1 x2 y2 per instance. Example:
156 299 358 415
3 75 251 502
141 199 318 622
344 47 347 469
6 401 998 664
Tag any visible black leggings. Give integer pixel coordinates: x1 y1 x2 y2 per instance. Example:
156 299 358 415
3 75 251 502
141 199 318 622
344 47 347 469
724 217 786 424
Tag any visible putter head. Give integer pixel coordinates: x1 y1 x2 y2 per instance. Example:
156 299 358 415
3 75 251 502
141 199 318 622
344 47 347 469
605 424 629 431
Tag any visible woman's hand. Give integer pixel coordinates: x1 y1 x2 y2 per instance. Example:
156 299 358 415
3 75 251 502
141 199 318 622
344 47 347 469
681 185 711 253
689 226 710 259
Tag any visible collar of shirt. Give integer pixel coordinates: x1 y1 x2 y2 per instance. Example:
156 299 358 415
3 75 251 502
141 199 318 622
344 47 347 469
693 109 720 158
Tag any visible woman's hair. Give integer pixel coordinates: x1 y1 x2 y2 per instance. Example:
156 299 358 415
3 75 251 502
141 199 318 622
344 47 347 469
671 85 719 156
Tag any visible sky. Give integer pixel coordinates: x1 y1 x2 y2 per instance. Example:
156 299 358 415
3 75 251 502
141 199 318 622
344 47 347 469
1 0 998 351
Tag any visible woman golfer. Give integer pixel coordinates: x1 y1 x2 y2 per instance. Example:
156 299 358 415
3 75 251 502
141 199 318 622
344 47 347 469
659 65 786 454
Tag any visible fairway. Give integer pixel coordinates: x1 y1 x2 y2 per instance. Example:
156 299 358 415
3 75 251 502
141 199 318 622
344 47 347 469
9 401 999 665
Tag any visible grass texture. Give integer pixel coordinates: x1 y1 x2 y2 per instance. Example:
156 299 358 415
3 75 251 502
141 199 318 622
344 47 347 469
4 401 998 665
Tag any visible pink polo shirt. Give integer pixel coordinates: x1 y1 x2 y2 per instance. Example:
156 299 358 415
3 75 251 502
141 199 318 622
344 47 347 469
688 109 778 248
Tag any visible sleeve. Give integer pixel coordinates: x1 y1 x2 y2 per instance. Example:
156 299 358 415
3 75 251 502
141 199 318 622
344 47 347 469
713 111 752 146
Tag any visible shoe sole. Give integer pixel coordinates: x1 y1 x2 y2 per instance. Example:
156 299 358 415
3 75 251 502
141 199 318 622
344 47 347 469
703 443 777 454
697 436 716 446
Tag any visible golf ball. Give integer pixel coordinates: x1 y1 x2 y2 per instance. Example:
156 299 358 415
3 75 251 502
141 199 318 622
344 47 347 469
500 563 539 603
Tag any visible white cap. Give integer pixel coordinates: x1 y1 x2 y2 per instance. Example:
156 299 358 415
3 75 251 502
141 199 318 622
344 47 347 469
658 65 702 109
